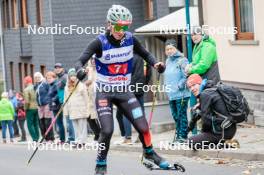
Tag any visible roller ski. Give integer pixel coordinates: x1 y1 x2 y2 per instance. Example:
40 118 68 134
143 161 185 172
142 149 185 172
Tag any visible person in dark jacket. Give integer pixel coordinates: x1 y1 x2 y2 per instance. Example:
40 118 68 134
114 54 152 145
34 72 54 142
9 90 19 138
46 71 65 143
16 92 27 142
186 74 237 149
54 63 75 143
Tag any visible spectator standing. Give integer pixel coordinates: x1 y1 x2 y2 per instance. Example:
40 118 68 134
16 92 27 142
23 76 40 142
9 90 19 138
46 71 65 143
85 59 101 142
34 72 55 142
64 68 89 146
0 92 15 143
54 63 75 143
164 39 190 143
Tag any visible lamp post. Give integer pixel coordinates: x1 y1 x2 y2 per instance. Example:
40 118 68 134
185 0 192 62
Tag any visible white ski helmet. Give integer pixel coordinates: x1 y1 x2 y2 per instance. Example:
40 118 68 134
107 5 132 25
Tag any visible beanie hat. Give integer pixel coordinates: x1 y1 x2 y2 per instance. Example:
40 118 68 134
68 68 77 77
54 63 63 68
165 39 177 48
187 74 202 87
24 76 33 85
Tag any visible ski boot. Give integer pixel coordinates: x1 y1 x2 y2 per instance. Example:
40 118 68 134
142 148 186 172
94 164 107 175
143 148 170 169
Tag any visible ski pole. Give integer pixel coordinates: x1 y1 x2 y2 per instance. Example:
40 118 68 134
27 80 80 166
148 73 161 129
140 73 161 164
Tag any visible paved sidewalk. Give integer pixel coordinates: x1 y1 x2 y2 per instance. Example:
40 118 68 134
1 124 264 161
110 124 264 161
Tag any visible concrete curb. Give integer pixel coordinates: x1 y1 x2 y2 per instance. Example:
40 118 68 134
151 121 175 134
111 145 264 161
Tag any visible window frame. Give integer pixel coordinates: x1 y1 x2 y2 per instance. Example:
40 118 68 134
20 0 28 27
40 65 46 76
2 0 11 29
11 0 18 28
145 0 154 20
2 1 7 29
24 63 28 76
36 0 42 26
18 62 23 91
234 0 254 40
30 64 34 78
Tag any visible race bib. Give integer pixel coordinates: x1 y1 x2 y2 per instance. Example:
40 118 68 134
108 63 128 75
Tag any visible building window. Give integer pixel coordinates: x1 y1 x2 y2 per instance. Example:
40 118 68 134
24 63 28 76
11 0 18 28
2 0 10 29
30 64 34 78
193 0 198 6
40 65 46 76
18 63 23 91
9 62 15 90
20 0 28 27
145 0 154 20
234 0 254 40
168 0 184 8
36 0 42 25
168 0 198 12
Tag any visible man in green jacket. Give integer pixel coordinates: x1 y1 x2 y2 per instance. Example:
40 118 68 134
0 92 15 143
185 26 220 84
23 76 40 142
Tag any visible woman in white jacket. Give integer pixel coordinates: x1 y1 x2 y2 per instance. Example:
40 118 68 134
85 58 101 142
64 68 89 146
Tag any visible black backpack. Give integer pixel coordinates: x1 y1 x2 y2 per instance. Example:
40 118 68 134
215 82 250 123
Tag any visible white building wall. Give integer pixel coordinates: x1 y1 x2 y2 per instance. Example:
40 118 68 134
202 0 264 85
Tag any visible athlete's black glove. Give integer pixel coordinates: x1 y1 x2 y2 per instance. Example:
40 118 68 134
157 64 166 73
76 68 87 81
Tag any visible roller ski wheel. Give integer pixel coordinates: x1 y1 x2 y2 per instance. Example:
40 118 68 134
143 161 185 172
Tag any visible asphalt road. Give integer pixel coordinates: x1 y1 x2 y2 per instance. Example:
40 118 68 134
0 144 263 175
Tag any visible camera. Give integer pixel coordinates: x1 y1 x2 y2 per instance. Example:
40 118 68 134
187 108 202 132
